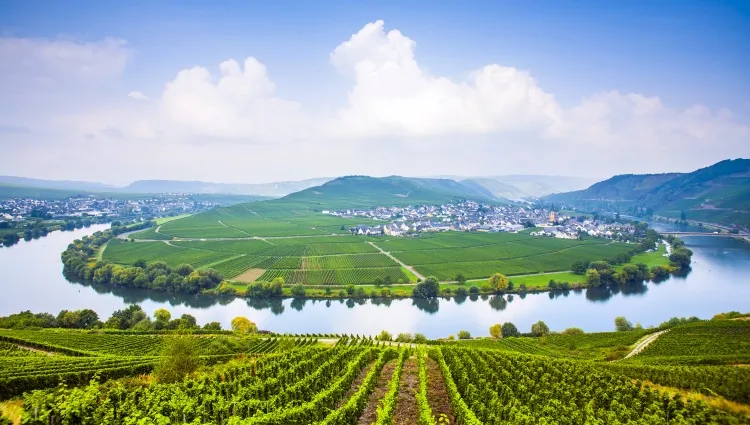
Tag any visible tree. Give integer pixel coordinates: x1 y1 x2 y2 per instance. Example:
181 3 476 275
489 324 502 339
571 261 587 275
455 273 467 285
586 269 601 286
457 330 471 339
174 263 194 277
395 333 412 342
501 322 520 337
382 275 393 287
614 316 633 332
133 259 148 269
561 327 584 335
231 316 258 334
412 276 440 298
531 320 550 337
154 337 201 383
154 308 171 323
669 247 693 269
291 284 306 298
203 321 222 331
488 273 509 292
377 330 392 341
413 333 427 344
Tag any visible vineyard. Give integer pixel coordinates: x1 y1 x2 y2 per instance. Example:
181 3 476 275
0 330 316 400
1 320 749 423
625 320 750 365
103 220 640 286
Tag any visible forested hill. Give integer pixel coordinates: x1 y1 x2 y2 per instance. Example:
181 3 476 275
545 159 750 228
280 175 499 208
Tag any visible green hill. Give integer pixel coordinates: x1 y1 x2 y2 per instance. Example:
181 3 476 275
546 159 750 228
281 175 496 208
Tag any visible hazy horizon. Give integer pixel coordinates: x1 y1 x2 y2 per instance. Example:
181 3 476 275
1 1 748 184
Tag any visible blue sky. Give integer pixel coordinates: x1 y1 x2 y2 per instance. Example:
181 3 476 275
0 1 748 184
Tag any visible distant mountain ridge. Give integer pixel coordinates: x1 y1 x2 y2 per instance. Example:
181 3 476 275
122 178 332 197
0 176 332 197
546 159 750 228
432 175 596 199
0 176 115 192
281 175 499 208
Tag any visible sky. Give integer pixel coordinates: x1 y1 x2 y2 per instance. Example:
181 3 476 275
0 0 749 185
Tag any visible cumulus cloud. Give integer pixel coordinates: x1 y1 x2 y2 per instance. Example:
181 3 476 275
160 58 310 140
128 91 148 100
328 20 562 138
4 21 749 183
0 36 131 80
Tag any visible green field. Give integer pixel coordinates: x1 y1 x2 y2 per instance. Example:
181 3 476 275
103 229 634 285
101 198 647 286
3 318 748 423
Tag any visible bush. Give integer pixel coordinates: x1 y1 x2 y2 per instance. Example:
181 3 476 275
154 337 201 383
291 284 306 298
469 285 480 294
561 327 584 335
457 330 471 339
455 286 468 297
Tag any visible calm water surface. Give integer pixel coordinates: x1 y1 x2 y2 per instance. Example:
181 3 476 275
1 222 748 338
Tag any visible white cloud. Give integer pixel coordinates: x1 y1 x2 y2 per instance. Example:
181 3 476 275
160 57 310 140
0 36 131 80
328 20 563 138
128 91 148 100
3 21 749 183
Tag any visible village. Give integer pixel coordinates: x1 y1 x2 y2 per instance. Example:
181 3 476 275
323 201 642 242
0 195 220 224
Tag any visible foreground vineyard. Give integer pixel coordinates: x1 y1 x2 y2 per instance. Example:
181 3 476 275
14 344 750 424
2 319 749 424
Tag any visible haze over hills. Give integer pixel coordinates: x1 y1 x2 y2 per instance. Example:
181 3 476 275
121 178 332 197
432 175 597 200
0 176 332 198
0 174 594 200
281 175 498 209
546 159 750 228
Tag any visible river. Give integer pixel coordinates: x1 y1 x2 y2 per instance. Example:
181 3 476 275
1 222 748 338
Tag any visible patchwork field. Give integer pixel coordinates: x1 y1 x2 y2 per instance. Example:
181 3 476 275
103 202 635 285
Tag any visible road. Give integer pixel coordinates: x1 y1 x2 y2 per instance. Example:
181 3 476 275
620 329 669 360
367 241 425 281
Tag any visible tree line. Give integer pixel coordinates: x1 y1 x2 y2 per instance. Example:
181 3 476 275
61 223 223 294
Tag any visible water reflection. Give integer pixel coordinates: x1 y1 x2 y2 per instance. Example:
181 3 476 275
1 221 749 338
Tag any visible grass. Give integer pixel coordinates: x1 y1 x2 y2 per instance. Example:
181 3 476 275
0 399 22 424
638 380 750 415
508 271 586 287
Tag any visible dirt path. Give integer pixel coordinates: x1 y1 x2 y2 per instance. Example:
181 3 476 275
621 330 669 360
358 359 398 424
393 357 419 425
336 361 376 408
425 357 455 423
367 242 425 281
13 343 56 356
